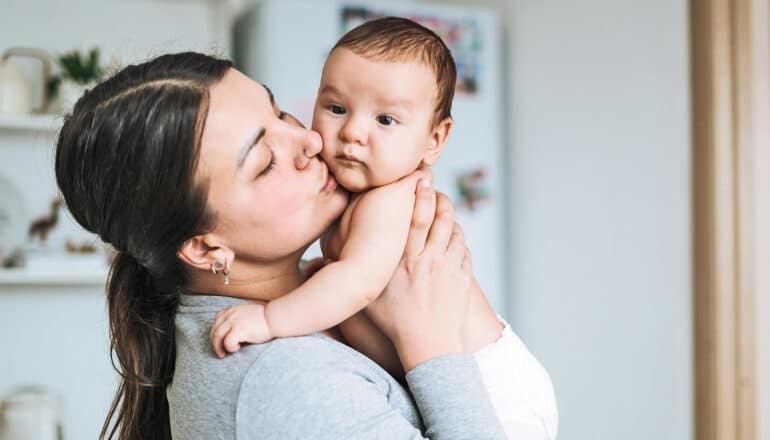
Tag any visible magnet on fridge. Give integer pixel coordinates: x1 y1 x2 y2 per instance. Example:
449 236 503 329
338 6 481 95
456 167 490 211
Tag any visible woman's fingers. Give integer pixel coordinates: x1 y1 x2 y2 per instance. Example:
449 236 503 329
404 178 436 257
424 192 455 256
461 249 473 274
445 222 467 266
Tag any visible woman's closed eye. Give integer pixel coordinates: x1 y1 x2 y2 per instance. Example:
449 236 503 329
257 150 276 178
251 109 283 179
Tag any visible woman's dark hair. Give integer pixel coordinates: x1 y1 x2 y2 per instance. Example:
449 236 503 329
55 52 232 440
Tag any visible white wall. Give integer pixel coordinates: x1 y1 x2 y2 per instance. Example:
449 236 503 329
1 0 217 64
428 0 693 439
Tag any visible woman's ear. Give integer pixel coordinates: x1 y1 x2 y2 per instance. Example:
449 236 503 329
421 117 453 166
177 234 234 272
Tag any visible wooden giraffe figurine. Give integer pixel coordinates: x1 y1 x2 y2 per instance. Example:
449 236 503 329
28 198 61 245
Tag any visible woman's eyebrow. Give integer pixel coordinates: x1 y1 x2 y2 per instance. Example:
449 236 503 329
261 83 275 106
235 127 266 171
235 83 275 171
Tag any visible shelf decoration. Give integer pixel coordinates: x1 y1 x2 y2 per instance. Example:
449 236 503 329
49 47 106 112
27 198 61 246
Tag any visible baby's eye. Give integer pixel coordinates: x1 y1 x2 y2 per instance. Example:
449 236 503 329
330 104 346 115
377 115 395 126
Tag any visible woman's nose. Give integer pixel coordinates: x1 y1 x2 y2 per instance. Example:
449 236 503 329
294 127 323 170
339 116 367 146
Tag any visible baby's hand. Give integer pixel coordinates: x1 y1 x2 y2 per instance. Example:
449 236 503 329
210 303 272 358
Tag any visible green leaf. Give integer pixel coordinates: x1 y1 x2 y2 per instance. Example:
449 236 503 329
57 47 104 84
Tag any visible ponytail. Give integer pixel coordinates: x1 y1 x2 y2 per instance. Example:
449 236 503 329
100 252 178 440
54 52 230 440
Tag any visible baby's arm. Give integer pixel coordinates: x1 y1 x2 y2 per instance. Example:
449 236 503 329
210 172 429 356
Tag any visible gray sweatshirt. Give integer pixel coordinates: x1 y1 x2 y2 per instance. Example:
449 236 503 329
167 294 506 439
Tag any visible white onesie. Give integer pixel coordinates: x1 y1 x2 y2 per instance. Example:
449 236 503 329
474 315 559 440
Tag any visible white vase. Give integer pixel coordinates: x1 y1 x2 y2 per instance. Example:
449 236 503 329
58 80 94 113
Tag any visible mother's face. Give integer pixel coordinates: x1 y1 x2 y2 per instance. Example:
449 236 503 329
197 69 348 262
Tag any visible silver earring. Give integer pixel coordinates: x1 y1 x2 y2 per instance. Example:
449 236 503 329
223 268 231 285
212 260 224 274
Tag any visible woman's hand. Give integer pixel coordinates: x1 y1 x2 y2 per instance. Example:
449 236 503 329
365 179 473 372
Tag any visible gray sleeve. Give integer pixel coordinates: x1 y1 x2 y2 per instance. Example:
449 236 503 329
407 353 507 439
236 347 505 439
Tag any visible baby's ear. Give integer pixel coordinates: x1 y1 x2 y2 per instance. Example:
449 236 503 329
422 117 453 166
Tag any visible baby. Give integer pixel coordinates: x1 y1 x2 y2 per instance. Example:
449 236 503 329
212 17 558 439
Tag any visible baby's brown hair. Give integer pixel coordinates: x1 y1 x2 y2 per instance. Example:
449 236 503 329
332 16 457 127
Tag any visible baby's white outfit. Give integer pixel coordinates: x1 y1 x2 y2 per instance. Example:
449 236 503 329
473 316 559 440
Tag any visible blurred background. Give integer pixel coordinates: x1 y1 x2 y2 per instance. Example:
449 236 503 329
0 0 766 439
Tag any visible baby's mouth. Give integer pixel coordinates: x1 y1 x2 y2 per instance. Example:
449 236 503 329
335 154 364 167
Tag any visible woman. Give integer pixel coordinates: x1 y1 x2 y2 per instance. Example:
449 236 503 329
55 52 505 439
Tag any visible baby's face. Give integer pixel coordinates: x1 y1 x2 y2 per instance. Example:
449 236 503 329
312 48 438 192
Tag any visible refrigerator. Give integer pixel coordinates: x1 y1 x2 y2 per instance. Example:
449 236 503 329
233 0 508 314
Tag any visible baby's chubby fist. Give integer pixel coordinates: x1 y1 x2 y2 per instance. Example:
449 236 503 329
210 303 272 358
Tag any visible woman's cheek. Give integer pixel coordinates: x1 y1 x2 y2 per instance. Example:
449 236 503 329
265 181 310 220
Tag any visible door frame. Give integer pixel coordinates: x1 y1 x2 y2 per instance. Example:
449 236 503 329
691 0 769 439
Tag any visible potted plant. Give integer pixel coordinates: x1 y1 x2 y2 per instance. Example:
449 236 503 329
51 47 104 111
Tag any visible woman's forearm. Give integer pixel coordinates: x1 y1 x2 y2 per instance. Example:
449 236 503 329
406 353 507 439
394 333 464 373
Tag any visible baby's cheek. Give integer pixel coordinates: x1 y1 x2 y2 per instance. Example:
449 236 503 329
319 146 336 165
313 120 335 147
333 166 365 192
369 157 413 186
317 131 337 158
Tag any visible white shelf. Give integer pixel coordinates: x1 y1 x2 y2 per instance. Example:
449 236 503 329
0 113 62 133
0 254 110 286
0 266 109 286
